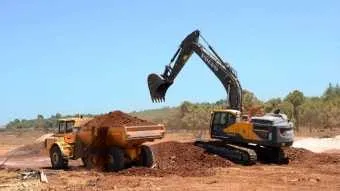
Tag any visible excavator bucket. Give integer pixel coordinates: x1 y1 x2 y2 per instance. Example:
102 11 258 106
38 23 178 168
147 73 172 102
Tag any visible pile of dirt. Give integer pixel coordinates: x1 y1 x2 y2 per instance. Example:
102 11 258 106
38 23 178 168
285 147 340 165
118 141 232 177
84 110 155 128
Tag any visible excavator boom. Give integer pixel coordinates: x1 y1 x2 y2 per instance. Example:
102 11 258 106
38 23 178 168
147 30 242 110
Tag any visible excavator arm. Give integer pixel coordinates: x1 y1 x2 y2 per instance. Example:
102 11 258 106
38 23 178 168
147 30 242 111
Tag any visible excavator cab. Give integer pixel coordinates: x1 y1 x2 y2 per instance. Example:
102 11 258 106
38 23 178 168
210 110 240 139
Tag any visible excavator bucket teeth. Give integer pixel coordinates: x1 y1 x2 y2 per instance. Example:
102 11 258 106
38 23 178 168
147 73 172 102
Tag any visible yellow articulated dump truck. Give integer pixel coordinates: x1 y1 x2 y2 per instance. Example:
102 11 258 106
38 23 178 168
45 112 165 171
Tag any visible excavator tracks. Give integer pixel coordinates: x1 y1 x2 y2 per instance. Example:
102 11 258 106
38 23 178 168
194 140 257 165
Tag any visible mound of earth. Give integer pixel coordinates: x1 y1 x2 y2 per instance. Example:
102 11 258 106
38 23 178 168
84 110 155 128
285 147 340 165
118 141 232 177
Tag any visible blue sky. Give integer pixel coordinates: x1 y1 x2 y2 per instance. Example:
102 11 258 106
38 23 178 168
0 0 339 124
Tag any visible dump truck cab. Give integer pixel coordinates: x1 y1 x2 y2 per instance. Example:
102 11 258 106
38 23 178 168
44 117 94 169
45 117 93 149
53 117 93 144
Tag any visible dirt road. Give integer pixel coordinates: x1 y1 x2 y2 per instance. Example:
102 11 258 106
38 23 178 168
0 131 340 191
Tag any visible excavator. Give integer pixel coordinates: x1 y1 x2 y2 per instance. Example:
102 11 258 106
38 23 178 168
147 30 294 164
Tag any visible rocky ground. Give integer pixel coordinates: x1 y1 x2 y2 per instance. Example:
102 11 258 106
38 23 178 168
1 112 339 191
0 131 340 191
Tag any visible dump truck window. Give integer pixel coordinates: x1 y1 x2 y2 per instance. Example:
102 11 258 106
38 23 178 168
66 121 74 133
59 122 66 133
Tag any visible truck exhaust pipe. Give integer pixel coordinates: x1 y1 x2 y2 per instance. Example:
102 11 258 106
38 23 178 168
147 73 172 102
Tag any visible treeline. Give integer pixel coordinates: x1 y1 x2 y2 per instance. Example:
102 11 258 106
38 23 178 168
6 113 95 130
6 83 340 132
134 83 340 132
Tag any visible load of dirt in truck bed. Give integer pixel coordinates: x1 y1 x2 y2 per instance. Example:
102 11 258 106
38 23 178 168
118 141 232 177
285 147 340 165
84 110 155 128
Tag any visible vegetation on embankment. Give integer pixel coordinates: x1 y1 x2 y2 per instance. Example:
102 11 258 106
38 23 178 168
5 83 340 134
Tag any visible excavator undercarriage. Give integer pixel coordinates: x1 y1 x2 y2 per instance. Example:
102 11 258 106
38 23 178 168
195 140 258 165
195 140 288 165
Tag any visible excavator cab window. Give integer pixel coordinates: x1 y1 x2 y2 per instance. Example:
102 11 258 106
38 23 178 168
211 112 236 136
213 112 236 126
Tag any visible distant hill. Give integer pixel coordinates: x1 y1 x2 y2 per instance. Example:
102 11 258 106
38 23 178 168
131 107 180 122
130 106 183 129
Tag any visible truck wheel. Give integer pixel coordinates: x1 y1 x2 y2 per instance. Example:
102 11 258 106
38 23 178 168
107 147 125 172
139 145 154 167
82 156 94 169
50 145 68 169
82 154 96 169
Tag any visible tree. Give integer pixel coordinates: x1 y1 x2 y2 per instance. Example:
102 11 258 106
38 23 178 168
55 113 62 119
241 89 263 116
299 97 323 132
180 101 192 117
37 114 44 120
335 83 340 95
215 99 226 105
215 99 227 108
285 90 305 131
242 89 262 108
36 114 45 129
264 98 282 113
6 118 21 129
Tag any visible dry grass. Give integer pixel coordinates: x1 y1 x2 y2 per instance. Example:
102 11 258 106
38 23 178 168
295 126 340 137
0 130 47 146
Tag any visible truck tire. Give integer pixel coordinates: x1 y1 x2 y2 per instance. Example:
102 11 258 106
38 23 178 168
50 145 68 169
82 156 94 169
107 147 125 172
139 145 154 167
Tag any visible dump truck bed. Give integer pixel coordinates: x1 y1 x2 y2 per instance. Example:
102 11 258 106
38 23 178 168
125 124 165 140
72 111 166 149
104 124 165 148
75 123 165 149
